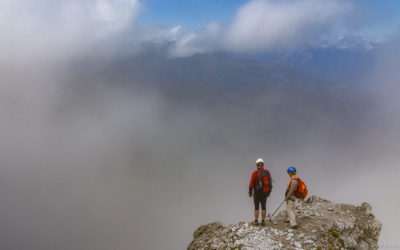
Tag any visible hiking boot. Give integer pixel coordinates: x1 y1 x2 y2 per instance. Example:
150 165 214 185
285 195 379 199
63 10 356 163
251 220 259 226
290 225 298 229
260 220 266 226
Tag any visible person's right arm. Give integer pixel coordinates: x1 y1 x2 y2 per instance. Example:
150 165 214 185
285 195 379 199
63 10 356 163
285 179 297 200
249 172 256 196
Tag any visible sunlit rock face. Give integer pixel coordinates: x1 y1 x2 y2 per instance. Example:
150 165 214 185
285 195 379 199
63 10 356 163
188 195 382 250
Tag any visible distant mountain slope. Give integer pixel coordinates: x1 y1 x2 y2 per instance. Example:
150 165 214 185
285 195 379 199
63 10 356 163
249 46 377 84
108 53 327 88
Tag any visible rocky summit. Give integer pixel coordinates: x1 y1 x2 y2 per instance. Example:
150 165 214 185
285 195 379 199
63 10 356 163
188 196 382 250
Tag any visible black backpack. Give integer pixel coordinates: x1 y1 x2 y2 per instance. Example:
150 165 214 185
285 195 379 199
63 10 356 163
255 170 273 196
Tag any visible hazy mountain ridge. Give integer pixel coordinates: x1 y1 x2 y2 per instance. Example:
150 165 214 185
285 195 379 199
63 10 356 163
249 45 377 84
68 52 373 144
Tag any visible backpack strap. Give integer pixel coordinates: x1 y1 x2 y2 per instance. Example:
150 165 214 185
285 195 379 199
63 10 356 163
257 170 263 186
292 176 300 197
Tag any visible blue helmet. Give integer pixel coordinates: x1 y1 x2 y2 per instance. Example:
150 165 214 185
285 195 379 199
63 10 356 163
287 166 296 173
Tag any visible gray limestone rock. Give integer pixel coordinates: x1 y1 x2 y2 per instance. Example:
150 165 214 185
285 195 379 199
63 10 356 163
187 195 382 250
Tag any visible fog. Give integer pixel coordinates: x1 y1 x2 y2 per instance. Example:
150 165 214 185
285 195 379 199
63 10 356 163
1 1 400 250
1 51 399 249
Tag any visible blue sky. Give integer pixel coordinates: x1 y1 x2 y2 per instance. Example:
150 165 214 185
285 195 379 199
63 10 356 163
141 0 247 29
140 0 400 35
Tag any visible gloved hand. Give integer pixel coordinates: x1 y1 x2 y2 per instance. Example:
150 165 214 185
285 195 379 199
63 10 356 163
249 193 252 197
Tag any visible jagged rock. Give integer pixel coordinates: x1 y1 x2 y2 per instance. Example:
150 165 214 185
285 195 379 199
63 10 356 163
187 195 382 250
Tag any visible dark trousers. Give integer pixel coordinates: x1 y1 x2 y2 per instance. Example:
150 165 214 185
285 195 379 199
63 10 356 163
253 192 267 211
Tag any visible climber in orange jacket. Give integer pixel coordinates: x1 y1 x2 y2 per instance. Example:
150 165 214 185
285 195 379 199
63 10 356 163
248 158 272 226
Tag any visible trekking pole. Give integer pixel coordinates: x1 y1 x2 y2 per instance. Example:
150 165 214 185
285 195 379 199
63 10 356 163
270 200 285 218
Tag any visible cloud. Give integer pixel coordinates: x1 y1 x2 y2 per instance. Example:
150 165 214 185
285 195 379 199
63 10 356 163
167 22 222 57
141 25 182 45
0 0 381 60
151 0 357 57
223 0 351 52
0 0 142 62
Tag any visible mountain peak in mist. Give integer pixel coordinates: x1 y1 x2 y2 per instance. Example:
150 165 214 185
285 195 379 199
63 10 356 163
188 196 382 249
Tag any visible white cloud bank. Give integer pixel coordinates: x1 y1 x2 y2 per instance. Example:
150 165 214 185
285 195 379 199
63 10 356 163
0 0 142 62
0 0 376 60
224 0 351 52
165 0 353 57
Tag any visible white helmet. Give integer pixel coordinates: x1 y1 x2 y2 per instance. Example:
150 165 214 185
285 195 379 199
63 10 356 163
256 158 264 165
